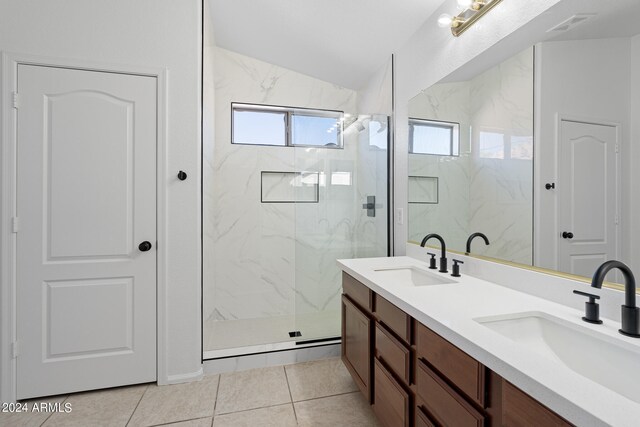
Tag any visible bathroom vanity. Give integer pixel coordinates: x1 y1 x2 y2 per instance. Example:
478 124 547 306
339 250 640 427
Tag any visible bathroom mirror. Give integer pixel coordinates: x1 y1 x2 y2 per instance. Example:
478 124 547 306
407 0 640 284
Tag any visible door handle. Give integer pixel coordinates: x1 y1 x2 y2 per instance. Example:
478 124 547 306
562 232 574 239
138 241 153 252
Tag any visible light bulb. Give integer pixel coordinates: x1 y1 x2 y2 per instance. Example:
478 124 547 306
437 13 453 28
457 0 473 9
472 0 486 10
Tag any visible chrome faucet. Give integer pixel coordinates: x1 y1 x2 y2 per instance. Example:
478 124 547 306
591 260 640 338
420 233 447 273
466 232 490 255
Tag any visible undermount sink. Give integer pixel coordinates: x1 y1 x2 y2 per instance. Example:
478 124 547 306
475 311 640 403
372 266 457 286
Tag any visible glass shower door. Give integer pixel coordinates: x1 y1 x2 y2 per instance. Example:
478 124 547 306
292 114 390 343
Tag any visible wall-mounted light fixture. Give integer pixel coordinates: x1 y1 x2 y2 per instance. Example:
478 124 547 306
438 0 503 37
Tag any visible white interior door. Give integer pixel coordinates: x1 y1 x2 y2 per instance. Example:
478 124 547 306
16 65 157 399
557 119 618 279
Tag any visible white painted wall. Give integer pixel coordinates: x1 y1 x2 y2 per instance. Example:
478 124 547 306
0 0 203 398
534 38 632 271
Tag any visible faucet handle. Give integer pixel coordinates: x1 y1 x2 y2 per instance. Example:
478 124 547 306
427 253 437 270
573 290 602 324
451 259 464 278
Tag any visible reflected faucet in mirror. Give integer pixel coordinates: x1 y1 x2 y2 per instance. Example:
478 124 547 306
591 260 640 338
466 232 490 255
420 233 447 273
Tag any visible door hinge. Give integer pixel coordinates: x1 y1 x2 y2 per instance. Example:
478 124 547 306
11 217 20 233
615 144 619 154
12 341 19 358
615 214 620 225
12 92 19 109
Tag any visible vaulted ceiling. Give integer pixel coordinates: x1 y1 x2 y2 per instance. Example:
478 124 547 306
207 0 443 90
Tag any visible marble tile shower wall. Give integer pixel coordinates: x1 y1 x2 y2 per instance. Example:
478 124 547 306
408 48 533 264
203 47 384 325
468 48 533 264
408 81 472 250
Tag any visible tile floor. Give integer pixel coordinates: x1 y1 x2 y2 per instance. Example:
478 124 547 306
1 358 380 427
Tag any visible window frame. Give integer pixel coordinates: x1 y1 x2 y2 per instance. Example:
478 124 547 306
408 117 460 157
231 102 344 149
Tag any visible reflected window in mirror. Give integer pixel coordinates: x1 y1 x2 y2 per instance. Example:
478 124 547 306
478 130 505 159
477 130 534 160
409 118 460 156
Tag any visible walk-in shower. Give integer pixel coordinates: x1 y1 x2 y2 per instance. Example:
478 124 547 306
202 46 391 359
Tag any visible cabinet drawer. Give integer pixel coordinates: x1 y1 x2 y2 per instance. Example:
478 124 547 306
375 323 410 383
343 272 372 312
373 358 410 427
416 322 485 406
374 294 411 343
341 295 372 402
502 381 573 427
416 360 485 427
415 404 437 427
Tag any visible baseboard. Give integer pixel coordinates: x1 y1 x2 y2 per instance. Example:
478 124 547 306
162 367 204 385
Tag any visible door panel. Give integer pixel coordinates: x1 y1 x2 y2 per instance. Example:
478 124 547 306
47 90 134 259
16 65 157 399
44 277 133 359
558 120 618 279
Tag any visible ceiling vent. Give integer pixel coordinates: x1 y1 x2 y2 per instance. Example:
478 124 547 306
547 14 596 33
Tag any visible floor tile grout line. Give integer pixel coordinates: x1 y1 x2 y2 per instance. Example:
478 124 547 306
125 384 150 427
214 402 294 417
292 390 360 404
282 365 298 424
39 395 70 427
147 415 212 427
213 373 221 416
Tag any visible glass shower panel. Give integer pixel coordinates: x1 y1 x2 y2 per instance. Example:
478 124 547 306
292 114 389 343
203 138 298 357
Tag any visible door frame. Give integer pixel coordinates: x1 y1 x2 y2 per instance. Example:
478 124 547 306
1 52 169 403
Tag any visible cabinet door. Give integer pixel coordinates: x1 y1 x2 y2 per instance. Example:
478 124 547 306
373 359 410 427
342 295 372 401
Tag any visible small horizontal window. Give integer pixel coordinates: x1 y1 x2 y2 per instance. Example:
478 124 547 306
232 103 343 148
409 118 459 156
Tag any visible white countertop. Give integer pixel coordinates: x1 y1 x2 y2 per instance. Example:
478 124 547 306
338 255 640 427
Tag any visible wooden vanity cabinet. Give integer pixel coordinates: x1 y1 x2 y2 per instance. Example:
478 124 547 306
415 322 487 407
498 378 574 427
341 273 573 427
374 358 411 427
372 294 413 427
341 273 374 402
